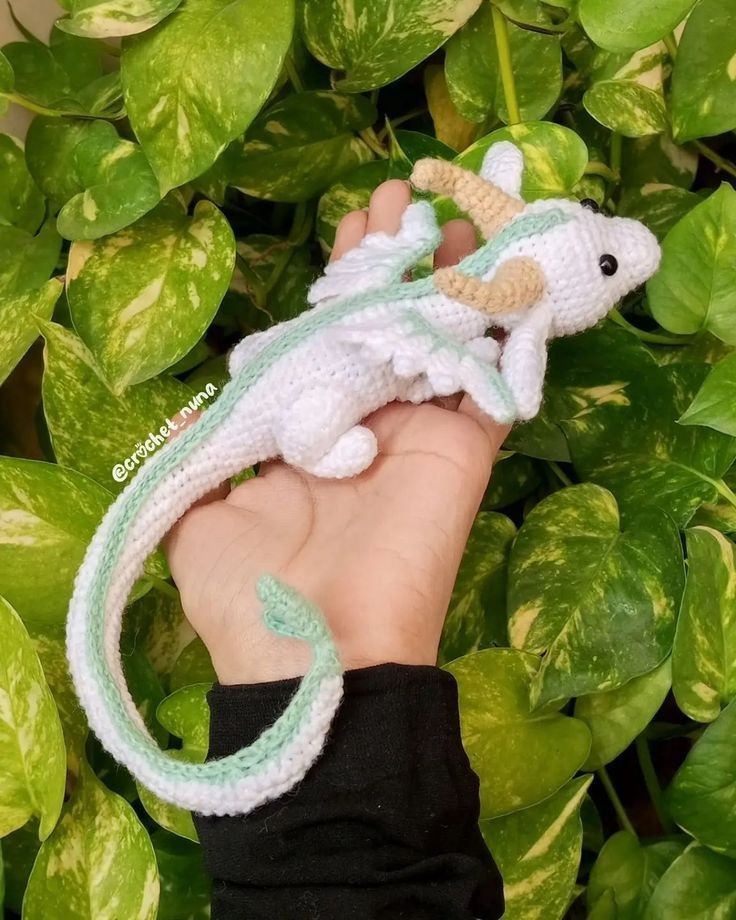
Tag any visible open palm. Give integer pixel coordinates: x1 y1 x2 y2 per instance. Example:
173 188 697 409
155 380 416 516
165 180 508 684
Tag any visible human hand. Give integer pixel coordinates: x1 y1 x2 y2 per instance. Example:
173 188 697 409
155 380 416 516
165 180 509 684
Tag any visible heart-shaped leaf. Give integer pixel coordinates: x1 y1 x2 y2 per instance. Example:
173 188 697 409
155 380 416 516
645 844 736 918
67 196 234 389
508 484 684 706
0 134 44 233
25 117 97 213
584 80 667 137
58 0 183 38
578 0 695 53
672 527 736 722
300 0 482 92
680 352 736 436
445 648 591 817
121 0 294 192
648 184 736 344
230 91 375 203
0 595 66 840
481 775 593 920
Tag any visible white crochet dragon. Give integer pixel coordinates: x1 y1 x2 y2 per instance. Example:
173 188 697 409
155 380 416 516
67 141 661 816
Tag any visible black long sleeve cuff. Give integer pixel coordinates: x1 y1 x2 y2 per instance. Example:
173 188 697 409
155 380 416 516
194 663 504 920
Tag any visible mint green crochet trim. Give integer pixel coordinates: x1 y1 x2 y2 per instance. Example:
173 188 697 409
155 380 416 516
83 205 566 785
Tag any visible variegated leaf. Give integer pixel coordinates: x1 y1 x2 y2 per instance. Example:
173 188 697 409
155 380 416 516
672 527 736 722
0 278 61 388
564 359 736 526
622 134 698 190
618 184 700 240
587 831 688 918
138 684 210 841
57 120 161 240
0 134 44 233
671 0 736 142
126 592 195 684
455 122 588 199
445 3 561 124
230 91 375 203
0 222 61 298
575 658 672 770
645 844 736 918
440 512 516 664
507 484 684 706
121 0 294 192
24 763 159 919
481 776 593 920
67 197 234 390
445 648 591 818
169 638 216 691
578 0 695 53
317 160 388 252
39 321 193 491
648 184 736 345
25 117 96 213
667 699 736 854
300 0 482 92
31 629 89 763
0 595 66 841
0 458 111 627
58 0 183 38
584 79 667 137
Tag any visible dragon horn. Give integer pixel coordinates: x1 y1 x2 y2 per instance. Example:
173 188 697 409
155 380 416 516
411 158 524 239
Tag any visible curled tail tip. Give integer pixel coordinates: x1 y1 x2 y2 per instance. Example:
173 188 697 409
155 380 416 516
256 574 330 643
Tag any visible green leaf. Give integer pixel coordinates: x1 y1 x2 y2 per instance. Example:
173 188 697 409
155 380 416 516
671 0 736 142
1 41 71 106
59 0 183 38
67 197 234 390
618 185 701 241
300 0 482 92
507 483 684 706
25 117 96 213
440 512 516 664
481 775 593 920
316 159 388 252
668 699 736 854
564 359 736 526
39 321 193 491
445 3 561 124
0 222 61 298
0 277 62 388
230 90 375 203
691 501 736 536
137 684 210 841
648 184 736 344
425 63 479 152
455 122 588 200
679 352 736 436
31 629 89 760
645 844 736 917
169 638 216 691
152 831 211 920
0 595 66 840
57 121 161 240
126 592 195 685
584 80 667 137
0 134 44 233
121 0 294 192
1 823 41 914
587 831 688 918
672 527 736 722
575 659 672 770
24 763 159 918
0 49 13 115
445 648 591 817
578 0 695 53
483 451 541 510
622 134 698 191
0 458 112 626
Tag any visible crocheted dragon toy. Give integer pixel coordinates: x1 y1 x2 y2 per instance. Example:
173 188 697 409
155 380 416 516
67 142 660 815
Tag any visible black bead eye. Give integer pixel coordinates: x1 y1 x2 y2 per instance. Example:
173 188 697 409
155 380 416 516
599 254 618 276
580 198 600 212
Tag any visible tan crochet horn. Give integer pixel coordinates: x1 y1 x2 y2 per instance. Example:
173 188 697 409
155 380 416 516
411 158 524 239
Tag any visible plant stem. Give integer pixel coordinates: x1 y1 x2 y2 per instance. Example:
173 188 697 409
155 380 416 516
663 32 678 60
609 132 623 181
3 92 63 117
714 478 736 510
359 126 388 158
548 461 573 487
694 141 736 179
377 106 428 139
609 309 694 345
584 161 619 182
491 4 521 125
284 52 304 92
598 766 637 837
635 735 677 834
149 576 180 601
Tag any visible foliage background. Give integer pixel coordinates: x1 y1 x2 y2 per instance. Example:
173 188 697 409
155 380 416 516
1 0 736 916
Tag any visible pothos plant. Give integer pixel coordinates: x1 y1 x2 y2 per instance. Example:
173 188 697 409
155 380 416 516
0 0 735 916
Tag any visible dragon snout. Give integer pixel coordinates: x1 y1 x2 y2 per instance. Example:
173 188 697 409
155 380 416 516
619 218 662 287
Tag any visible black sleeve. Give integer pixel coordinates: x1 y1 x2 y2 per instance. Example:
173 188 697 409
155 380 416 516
194 663 504 920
